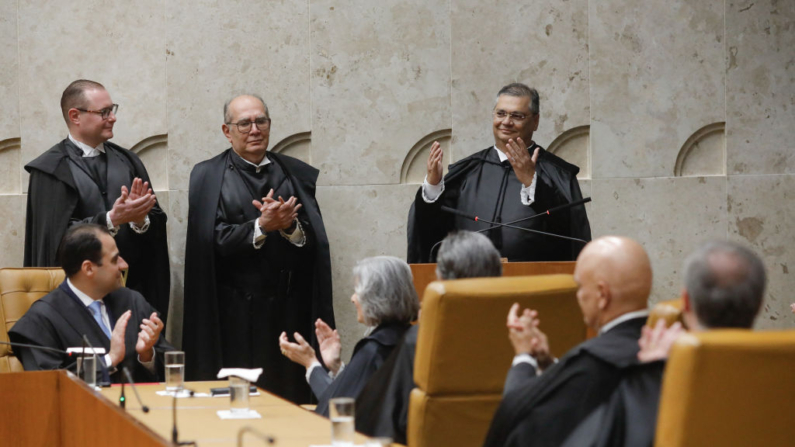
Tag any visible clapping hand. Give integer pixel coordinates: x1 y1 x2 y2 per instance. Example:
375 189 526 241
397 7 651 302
253 189 302 233
503 137 539 187
135 312 163 363
425 141 444 186
108 178 156 226
507 303 554 371
279 331 316 369
315 319 342 374
637 319 684 363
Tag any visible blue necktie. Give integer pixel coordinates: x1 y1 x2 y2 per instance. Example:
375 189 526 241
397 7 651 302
88 301 112 339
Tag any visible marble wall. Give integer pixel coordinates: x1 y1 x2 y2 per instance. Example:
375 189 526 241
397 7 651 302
0 0 792 356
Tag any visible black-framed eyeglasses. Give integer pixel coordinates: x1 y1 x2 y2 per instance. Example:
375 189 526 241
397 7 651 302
493 110 531 122
226 117 271 133
76 104 119 120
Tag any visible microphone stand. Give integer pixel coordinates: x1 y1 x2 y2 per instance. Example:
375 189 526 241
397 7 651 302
121 367 149 413
172 388 197 446
0 340 74 358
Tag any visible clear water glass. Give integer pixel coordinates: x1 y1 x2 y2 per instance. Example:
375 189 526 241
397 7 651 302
329 397 355 446
229 376 250 413
164 351 185 391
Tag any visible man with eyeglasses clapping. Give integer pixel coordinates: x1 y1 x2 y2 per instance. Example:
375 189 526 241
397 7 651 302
408 83 591 263
24 79 171 321
182 94 333 405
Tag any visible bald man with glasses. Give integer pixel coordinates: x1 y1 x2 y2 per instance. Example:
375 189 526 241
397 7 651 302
24 79 171 322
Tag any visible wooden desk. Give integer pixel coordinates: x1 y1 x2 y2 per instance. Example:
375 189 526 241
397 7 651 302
98 381 372 446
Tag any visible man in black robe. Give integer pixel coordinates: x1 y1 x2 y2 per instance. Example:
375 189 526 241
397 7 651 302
24 80 170 321
182 94 334 404
483 236 652 447
355 231 503 444
408 83 590 263
10 224 174 383
560 240 767 447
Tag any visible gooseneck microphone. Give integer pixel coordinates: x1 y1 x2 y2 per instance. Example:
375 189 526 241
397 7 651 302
0 340 74 358
237 426 276 446
82 335 111 386
121 367 149 413
173 388 197 446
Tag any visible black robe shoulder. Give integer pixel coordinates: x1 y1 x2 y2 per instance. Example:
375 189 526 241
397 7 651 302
23 139 171 319
182 149 334 381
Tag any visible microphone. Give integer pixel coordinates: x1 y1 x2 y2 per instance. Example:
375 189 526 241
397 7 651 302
121 367 149 413
82 335 111 386
0 340 73 357
173 388 197 446
237 426 276 446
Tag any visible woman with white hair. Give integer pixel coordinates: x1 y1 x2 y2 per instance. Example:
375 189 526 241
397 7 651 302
279 255 419 417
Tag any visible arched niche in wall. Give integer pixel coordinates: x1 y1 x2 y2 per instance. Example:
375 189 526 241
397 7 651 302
130 134 169 191
547 125 590 179
0 138 21 194
401 129 452 184
271 131 311 165
674 122 725 177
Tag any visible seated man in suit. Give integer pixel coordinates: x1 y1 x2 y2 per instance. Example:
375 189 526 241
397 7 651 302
356 231 503 444
483 236 652 447
559 239 768 447
10 223 174 382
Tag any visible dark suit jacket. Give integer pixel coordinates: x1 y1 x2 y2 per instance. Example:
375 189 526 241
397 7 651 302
483 317 647 447
9 282 174 383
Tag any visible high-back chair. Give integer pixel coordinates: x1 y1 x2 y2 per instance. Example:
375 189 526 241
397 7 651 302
655 329 795 446
408 274 586 447
647 298 685 329
0 268 66 373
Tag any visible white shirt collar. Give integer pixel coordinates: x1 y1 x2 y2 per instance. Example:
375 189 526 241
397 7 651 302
599 309 650 335
68 134 105 157
66 278 103 308
233 150 271 170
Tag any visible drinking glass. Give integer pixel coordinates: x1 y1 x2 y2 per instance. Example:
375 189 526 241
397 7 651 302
229 376 250 413
329 397 355 446
164 351 185 391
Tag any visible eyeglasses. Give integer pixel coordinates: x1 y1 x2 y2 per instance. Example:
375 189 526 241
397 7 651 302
493 110 532 122
76 104 119 120
226 117 271 133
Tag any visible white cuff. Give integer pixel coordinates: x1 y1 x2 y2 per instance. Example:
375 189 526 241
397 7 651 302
329 361 345 380
520 172 537 206
129 215 150 234
279 219 307 247
253 220 267 249
421 175 445 203
137 349 156 374
305 360 322 383
105 212 120 236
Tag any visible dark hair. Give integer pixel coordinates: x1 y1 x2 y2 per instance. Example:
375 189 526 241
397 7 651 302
684 240 766 329
436 231 502 280
60 79 105 124
57 224 111 278
496 83 540 115
224 94 269 124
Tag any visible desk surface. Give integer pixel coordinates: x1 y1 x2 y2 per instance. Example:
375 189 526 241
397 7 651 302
99 381 373 447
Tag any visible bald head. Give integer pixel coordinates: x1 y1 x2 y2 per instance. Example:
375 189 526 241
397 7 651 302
573 236 652 330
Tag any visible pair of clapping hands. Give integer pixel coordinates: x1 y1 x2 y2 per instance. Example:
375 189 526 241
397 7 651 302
107 310 164 366
108 178 156 227
253 189 302 233
507 303 556 371
279 319 342 374
426 137 540 187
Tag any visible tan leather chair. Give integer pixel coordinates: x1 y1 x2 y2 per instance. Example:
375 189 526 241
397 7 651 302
408 274 586 447
655 329 795 447
647 298 685 329
0 268 66 373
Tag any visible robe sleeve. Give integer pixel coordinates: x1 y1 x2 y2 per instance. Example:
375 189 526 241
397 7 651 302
9 307 77 373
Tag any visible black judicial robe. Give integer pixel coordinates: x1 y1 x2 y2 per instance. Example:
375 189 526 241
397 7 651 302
354 324 418 444
407 145 591 263
311 323 409 417
182 149 334 404
24 139 171 321
8 282 175 383
560 361 665 447
483 317 646 447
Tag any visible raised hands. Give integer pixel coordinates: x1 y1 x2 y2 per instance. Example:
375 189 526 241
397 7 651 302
507 303 554 371
315 319 342 374
426 141 444 186
253 189 302 233
108 310 132 366
503 137 540 187
135 312 164 362
278 331 317 369
108 178 156 226
637 319 684 363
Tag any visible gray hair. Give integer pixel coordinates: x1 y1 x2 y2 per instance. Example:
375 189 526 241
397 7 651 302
353 256 419 326
436 231 502 280
684 240 766 329
223 94 269 123
495 83 539 115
